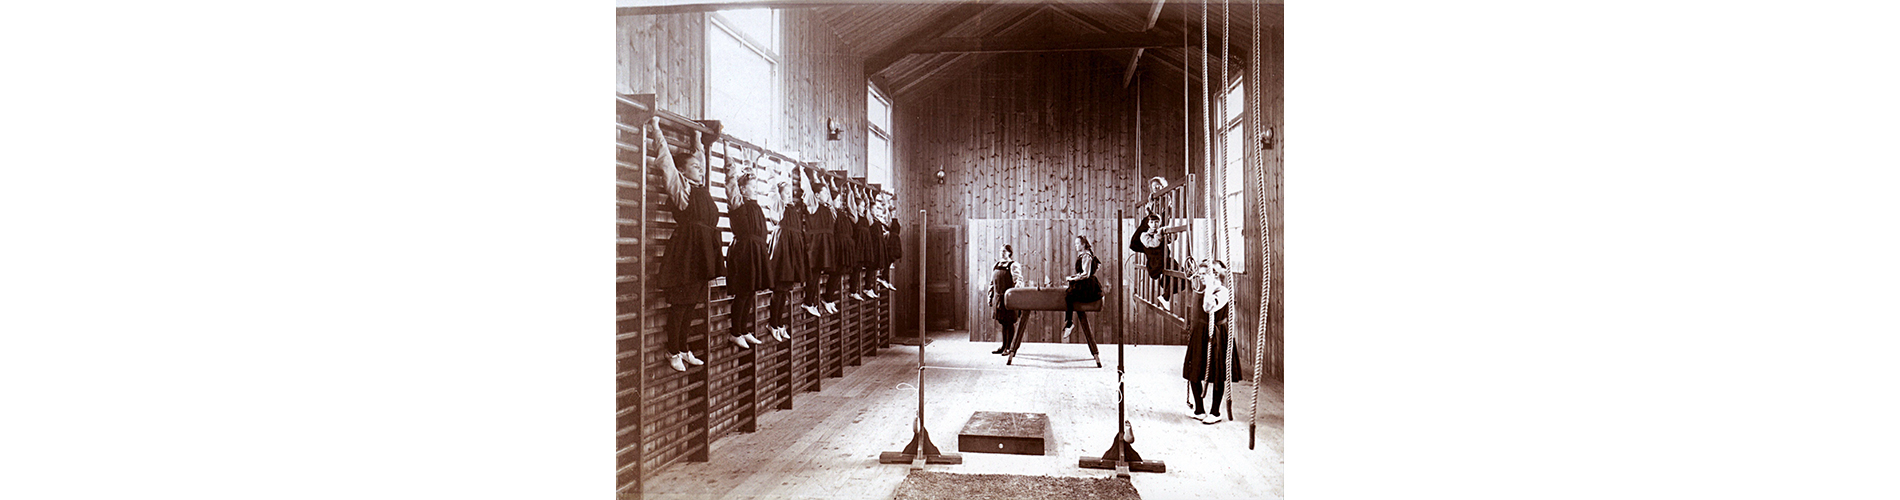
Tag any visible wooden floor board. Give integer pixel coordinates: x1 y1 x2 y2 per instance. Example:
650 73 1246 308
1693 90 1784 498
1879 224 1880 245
641 330 1284 500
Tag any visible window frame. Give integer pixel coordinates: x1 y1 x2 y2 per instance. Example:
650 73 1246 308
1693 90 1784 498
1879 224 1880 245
1218 78 1248 273
866 82 894 191
704 10 780 148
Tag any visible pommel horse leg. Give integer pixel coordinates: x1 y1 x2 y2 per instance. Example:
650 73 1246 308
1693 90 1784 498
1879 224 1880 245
1000 287 1103 367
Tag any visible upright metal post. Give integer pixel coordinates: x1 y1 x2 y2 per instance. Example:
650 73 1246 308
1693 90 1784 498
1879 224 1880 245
880 209 960 467
1081 209 1164 475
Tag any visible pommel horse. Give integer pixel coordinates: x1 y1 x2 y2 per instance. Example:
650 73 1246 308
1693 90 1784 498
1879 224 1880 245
1001 287 1103 368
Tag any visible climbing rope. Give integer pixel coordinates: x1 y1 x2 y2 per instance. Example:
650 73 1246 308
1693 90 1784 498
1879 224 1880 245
1199 0 1214 403
1248 0 1269 448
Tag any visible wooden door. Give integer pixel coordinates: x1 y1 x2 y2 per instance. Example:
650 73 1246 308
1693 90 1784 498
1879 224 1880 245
925 225 965 331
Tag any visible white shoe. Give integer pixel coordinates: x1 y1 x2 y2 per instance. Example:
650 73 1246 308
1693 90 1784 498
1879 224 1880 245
669 353 688 372
879 279 895 290
1200 414 1224 425
825 302 838 313
1157 296 1170 309
803 304 822 317
849 293 863 301
772 326 789 341
731 335 753 349
741 333 766 346
1062 325 1074 342
683 351 705 366
864 289 879 298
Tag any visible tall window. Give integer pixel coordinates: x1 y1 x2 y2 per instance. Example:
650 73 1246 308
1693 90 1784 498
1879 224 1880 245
866 83 893 190
1219 79 1247 273
705 9 777 148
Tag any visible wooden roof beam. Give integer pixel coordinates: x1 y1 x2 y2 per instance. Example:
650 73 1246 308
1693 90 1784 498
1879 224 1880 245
617 1 873 16
863 1 995 77
908 30 1179 54
1123 0 1168 87
888 4 1048 98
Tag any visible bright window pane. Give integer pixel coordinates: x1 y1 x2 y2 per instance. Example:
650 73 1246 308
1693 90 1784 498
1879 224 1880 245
706 27 773 146
718 8 775 53
868 133 891 189
1224 82 1245 123
868 87 891 131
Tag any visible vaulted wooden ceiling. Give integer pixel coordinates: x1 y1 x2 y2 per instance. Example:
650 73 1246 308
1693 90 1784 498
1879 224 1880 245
620 0 1282 101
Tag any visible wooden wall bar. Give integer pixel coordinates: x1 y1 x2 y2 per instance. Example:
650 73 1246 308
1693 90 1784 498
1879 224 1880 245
616 9 900 497
616 100 895 499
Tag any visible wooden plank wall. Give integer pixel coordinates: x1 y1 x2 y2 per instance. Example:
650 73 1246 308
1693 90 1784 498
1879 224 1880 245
620 13 704 117
616 9 900 498
1249 16 1283 383
781 9 868 179
898 52 1143 222
892 53 1201 344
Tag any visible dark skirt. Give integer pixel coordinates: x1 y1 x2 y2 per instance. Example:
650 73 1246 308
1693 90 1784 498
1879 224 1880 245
1066 276 1103 304
884 224 903 265
993 306 1018 324
833 220 858 271
726 238 772 294
1183 306 1243 383
858 226 880 268
659 221 723 300
806 207 836 271
772 231 810 283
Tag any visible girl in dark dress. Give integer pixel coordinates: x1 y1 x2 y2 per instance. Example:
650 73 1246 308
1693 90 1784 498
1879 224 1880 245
723 171 772 350
1130 213 1185 310
805 176 838 314
831 181 859 304
855 187 881 299
1130 176 1184 309
1183 259 1243 424
650 117 724 372
1062 235 1103 342
876 194 901 291
985 244 1027 355
766 171 811 340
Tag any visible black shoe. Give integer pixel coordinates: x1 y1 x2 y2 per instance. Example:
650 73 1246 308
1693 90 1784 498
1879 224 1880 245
991 347 1006 354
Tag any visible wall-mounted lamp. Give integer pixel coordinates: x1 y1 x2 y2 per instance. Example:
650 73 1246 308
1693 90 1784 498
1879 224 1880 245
1259 127 1275 150
935 167 946 184
826 118 843 141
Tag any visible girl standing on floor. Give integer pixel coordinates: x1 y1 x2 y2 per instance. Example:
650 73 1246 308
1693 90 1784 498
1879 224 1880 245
986 244 1027 355
723 169 772 350
805 175 839 314
1062 235 1103 342
1184 259 1243 424
766 170 811 340
649 117 724 373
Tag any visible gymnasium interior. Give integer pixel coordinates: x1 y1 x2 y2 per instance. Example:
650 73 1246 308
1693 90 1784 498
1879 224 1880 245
616 1 1282 498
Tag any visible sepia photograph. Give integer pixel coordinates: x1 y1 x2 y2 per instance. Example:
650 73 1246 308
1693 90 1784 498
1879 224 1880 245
616 1 1283 498
9 1 1900 499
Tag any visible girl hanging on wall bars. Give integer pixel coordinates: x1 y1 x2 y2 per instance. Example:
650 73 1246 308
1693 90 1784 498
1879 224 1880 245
649 116 725 373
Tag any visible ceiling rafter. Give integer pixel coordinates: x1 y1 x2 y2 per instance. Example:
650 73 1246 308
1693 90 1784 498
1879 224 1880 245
863 1 996 77
1045 2 1198 83
1123 0 1168 87
889 4 1049 99
908 30 1179 54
